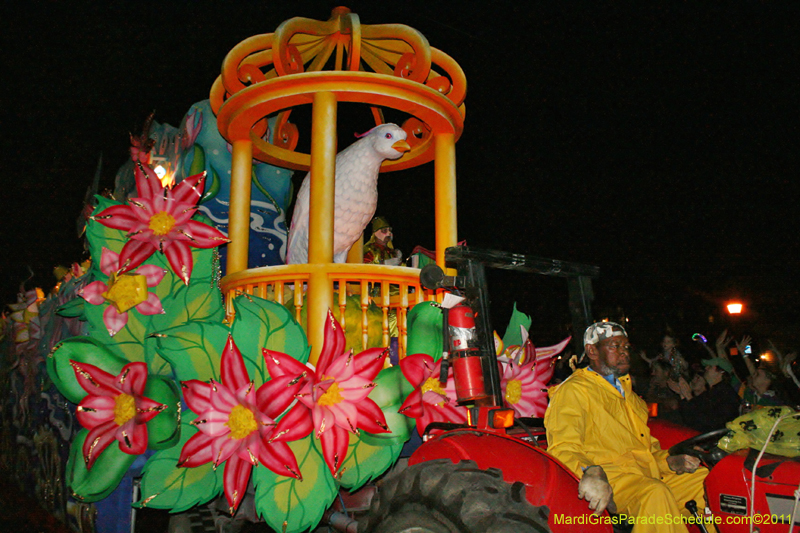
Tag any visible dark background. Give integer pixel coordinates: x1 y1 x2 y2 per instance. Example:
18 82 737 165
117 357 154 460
2 1 798 356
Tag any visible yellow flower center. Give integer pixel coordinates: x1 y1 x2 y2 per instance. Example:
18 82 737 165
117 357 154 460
102 273 148 313
421 377 447 407
149 211 176 236
505 379 522 405
114 393 137 426
317 381 344 407
226 405 258 440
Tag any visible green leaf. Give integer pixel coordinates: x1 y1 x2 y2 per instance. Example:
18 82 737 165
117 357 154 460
152 320 229 382
56 297 86 319
84 301 148 365
254 436 338 533
406 302 443 360
360 366 413 447
502 302 531 348
144 376 182 450
47 337 128 404
67 429 137 503
231 294 309 386
136 411 224 512
336 432 403 491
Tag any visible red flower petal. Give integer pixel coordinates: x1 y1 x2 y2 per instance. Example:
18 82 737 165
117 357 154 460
221 336 250 392
117 362 148 396
93 204 141 232
135 264 166 287
319 425 349 476
398 390 424 418
179 220 230 248
99 248 120 276
103 305 128 337
163 240 193 284
115 419 148 455
257 440 302 480
272 405 313 442
223 454 253 513
182 380 212 413
83 420 118 469
134 160 162 199
171 172 206 205
317 310 346 374
178 431 215 467
135 396 166 425
255 375 306 418
80 281 108 305
399 353 435 386
352 347 389 381
263 349 310 379
355 399 390 434
135 292 164 316
117 239 157 275
76 395 116 429
70 360 120 397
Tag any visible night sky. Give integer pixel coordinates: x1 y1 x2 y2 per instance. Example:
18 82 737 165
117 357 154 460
3 1 798 352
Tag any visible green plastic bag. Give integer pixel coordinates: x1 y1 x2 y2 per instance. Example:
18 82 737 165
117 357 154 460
718 406 800 457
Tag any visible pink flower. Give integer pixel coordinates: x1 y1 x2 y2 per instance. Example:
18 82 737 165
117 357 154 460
498 336 570 417
265 311 390 477
398 353 467 436
92 158 228 285
178 336 302 513
72 360 166 469
79 247 166 337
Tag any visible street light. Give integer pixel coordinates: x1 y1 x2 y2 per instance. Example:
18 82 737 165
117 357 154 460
726 302 743 315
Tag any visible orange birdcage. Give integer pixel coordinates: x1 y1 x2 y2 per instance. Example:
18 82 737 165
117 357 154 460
211 7 466 363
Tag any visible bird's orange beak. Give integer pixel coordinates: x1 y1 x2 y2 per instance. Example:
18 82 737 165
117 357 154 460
391 139 411 153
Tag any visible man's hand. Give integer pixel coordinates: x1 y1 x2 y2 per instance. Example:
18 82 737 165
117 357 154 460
667 377 692 400
578 465 617 515
735 335 752 358
667 454 701 474
715 329 733 358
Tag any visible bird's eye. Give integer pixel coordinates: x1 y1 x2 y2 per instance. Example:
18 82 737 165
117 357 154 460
385 133 393 139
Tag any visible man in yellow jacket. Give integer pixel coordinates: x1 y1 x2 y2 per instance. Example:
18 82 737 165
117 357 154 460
545 322 710 533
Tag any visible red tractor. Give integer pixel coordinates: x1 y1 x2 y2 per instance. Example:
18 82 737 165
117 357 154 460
358 246 800 533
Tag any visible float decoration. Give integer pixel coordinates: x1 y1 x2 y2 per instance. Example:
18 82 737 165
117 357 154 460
47 337 180 501
139 294 310 514
265 310 392 476
79 247 166 337
177 102 293 270
134 411 224 513
496 306 570 417
83 195 225 376
178 335 303 513
398 353 468 435
92 165 229 285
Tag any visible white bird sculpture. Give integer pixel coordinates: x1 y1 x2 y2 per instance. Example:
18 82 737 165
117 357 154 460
286 123 411 264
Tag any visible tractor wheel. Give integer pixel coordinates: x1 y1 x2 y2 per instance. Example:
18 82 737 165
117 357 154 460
362 459 550 533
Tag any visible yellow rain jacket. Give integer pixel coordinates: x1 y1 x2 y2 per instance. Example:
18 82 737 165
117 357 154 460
545 367 710 533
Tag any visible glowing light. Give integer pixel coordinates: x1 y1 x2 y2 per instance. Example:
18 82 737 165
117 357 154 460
152 164 174 188
726 302 743 315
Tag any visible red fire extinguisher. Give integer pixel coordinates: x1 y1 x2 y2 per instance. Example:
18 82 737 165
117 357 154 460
443 303 491 405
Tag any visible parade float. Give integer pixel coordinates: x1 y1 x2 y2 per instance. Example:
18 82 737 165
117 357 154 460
6 7 800 533
1 7 575 532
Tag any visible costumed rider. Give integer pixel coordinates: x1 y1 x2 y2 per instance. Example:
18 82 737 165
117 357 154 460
363 216 403 265
544 322 712 533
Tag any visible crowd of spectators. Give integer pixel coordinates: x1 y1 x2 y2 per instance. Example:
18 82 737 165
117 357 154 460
632 328 799 432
